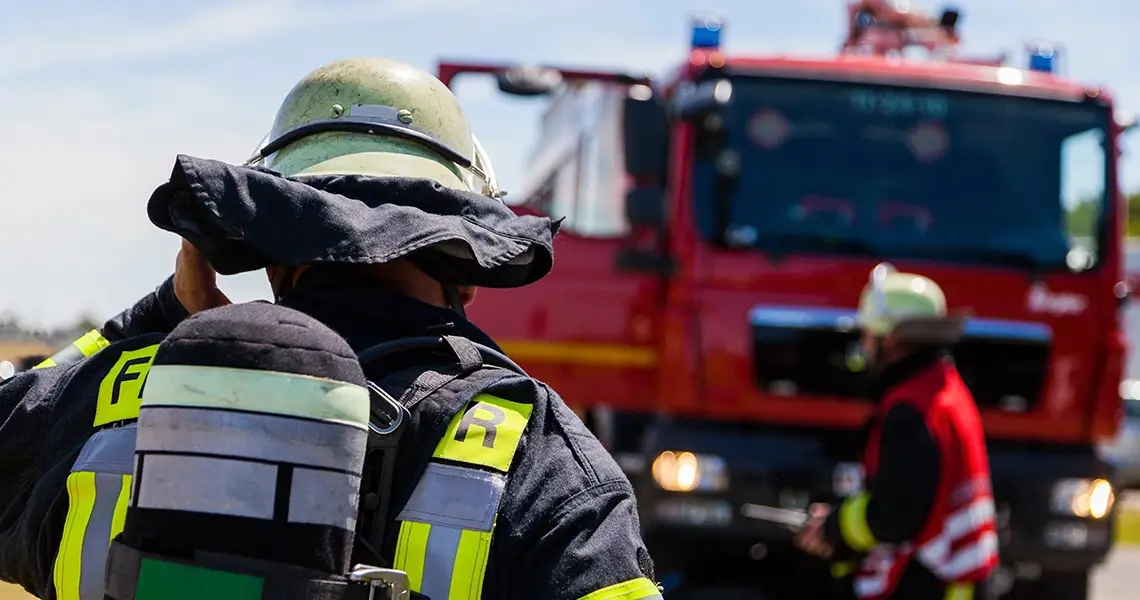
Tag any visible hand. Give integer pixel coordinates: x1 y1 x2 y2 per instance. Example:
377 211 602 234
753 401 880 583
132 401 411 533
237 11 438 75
794 503 834 559
174 239 231 315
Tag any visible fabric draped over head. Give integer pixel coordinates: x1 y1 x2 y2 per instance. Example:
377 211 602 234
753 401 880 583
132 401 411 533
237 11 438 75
147 154 559 288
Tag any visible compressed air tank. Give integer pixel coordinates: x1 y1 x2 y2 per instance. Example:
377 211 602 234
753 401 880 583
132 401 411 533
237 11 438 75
105 303 372 600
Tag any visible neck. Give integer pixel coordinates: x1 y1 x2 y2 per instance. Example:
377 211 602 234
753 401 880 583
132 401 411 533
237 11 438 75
869 346 946 400
276 265 499 353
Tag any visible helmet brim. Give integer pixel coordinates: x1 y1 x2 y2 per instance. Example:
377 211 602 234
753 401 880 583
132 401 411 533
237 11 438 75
890 311 970 345
148 155 558 288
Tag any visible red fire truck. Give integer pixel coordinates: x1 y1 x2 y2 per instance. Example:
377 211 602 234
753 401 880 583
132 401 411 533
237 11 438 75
440 5 1133 598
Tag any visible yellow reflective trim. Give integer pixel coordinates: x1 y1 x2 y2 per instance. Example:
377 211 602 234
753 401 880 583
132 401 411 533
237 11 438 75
448 528 493 600
498 340 659 367
946 583 975 600
52 471 97 600
94 344 159 427
74 330 111 357
577 577 662 600
393 520 429 593
110 474 132 542
395 393 535 598
830 561 857 579
433 394 533 473
34 330 111 371
839 491 877 552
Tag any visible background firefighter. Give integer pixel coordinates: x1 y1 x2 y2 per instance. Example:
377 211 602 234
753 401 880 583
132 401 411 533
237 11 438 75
794 263 998 599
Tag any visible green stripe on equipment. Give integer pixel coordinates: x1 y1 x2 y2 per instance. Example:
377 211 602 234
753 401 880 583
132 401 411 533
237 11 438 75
136 558 263 600
141 364 371 429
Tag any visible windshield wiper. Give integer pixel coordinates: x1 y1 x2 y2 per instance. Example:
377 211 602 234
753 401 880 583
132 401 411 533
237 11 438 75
753 232 885 260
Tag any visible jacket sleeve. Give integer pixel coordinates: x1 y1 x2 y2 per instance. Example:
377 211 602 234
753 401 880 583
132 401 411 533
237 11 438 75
514 481 662 600
1 334 166 597
496 383 660 600
0 363 83 595
33 276 187 370
100 275 189 342
823 403 941 554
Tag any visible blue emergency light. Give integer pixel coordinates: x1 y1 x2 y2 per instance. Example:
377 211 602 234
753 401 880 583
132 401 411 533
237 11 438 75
1027 43 1056 73
691 15 723 49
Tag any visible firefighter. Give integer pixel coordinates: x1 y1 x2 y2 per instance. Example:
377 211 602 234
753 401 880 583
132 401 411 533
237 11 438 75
0 57 661 600
794 263 997 599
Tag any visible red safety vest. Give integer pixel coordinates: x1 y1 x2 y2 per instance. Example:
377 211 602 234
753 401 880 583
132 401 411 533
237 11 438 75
853 357 999 599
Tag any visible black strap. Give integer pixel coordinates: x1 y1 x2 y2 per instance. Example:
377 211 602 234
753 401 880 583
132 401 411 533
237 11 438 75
441 335 482 372
442 284 467 318
355 336 528 378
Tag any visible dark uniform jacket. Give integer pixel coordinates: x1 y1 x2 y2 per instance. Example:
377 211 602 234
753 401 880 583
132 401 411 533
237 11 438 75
0 268 659 600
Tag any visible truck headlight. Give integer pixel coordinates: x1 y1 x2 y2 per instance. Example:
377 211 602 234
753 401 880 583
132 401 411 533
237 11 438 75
651 451 729 492
1050 478 1114 519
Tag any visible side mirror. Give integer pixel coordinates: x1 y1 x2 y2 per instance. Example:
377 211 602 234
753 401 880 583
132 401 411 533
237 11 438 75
496 66 563 97
623 86 669 184
625 188 666 228
674 78 733 122
1116 109 1138 135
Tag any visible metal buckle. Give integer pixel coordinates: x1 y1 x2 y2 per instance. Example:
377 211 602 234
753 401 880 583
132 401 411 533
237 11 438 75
367 381 408 436
348 565 410 600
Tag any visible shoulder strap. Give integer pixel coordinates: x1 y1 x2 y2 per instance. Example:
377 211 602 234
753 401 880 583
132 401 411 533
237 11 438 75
351 334 529 575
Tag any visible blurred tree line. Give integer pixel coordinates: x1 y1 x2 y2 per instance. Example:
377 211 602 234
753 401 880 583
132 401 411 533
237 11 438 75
1066 192 1140 238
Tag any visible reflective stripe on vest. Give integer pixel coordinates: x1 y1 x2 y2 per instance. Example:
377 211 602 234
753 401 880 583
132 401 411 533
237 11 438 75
52 344 157 600
577 577 663 600
915 494 999 580
851 496 997 600
53 424 138 600
393 394 533 600
34 330 111 370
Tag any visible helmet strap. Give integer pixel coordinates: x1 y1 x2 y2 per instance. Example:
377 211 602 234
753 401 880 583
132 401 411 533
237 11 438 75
271 265 302 302
443 284 467 319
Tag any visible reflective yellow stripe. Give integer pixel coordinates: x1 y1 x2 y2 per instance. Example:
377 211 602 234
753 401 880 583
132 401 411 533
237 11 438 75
53 472 97 600
498 340 658 368
395 393 534 599
435 394 533 472
73 330 112 357
830 561 857 579
393 520 430 592
946 582 975 600
577 577 663 600
839 491 877 552
110 474 133 541
94 344 158 427
34 330 110 370
449 528 493 599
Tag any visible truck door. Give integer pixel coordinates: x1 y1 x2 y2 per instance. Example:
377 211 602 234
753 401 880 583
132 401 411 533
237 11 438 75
438 61 668 419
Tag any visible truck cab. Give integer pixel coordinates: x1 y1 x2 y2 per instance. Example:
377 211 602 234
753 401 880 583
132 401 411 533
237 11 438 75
441 7 1132 599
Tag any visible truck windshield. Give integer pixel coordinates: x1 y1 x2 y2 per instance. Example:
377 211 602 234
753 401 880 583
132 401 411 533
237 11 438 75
692 76 1111 271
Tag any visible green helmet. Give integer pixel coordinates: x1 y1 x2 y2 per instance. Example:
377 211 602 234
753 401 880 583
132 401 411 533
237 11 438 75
247 57 502 199
855 263 965 342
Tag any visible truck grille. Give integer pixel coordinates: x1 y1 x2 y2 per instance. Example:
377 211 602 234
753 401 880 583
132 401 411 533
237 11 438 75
750 306 1052 410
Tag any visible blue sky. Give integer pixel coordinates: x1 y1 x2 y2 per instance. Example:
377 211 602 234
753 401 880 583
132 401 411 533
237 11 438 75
1 0 1138 327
